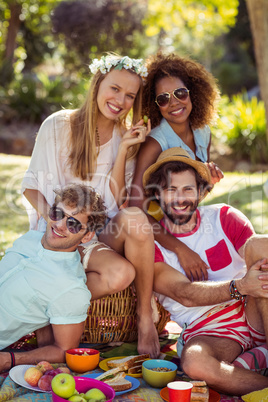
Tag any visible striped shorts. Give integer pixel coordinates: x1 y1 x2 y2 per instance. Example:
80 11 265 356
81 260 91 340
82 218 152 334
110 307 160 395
180 300 266 353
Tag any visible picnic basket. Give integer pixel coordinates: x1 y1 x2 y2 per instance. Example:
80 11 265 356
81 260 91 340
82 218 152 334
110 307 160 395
81 285 170 344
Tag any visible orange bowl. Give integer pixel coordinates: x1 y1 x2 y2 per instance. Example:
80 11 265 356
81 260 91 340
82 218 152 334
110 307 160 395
65 348 100 373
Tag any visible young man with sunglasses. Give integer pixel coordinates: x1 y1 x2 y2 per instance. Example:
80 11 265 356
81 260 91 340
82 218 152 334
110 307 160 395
143 147 268 396
0 184 106 372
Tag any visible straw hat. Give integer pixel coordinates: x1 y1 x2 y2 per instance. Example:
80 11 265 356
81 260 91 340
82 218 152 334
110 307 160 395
143 147 212 199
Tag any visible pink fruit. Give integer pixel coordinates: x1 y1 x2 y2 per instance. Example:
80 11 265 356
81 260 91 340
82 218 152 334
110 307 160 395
38 374 54 391
24 367 43 387
43 369 60 377
36 360 54 374
57 367 71 374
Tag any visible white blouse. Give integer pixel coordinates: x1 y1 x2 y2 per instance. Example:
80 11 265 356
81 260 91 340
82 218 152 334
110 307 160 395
21 109 135 231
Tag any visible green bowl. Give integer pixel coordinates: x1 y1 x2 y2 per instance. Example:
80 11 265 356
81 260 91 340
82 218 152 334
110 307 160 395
142 359 177 388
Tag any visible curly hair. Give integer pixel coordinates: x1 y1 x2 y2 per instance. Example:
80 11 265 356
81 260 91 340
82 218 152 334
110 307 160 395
54 184 107 233
142 52 220 130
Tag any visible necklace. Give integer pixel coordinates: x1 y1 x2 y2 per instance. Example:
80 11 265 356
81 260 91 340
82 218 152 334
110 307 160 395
95 127 100 148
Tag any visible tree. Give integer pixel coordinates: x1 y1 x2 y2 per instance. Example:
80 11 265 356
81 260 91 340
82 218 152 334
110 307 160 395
143 0 239 69
246 0 268 141
51 0 148 75
0 0 61 86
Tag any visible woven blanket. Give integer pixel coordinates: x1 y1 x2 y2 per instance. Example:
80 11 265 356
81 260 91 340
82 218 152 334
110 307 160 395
0 325 243 401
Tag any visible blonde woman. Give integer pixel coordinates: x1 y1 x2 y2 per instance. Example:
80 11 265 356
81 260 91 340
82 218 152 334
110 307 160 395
22 54 160 358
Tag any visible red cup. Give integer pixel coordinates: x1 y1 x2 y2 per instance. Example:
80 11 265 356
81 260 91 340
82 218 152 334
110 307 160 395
167 381 193 402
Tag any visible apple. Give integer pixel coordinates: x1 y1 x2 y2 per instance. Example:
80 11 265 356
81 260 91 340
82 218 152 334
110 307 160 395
36 360 54 374
51 373 76 399
57 366 71 374
43 369 60 378
24 367 43 387
85 388 106 401
38 374 54 391
68 396 87 402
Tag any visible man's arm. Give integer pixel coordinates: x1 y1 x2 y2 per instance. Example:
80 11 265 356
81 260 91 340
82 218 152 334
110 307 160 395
154 259 268 308
0 322 84 373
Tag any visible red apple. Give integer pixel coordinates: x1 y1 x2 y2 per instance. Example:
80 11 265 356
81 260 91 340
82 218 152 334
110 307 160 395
43 369 60 377
57 366 71 374
36 360 54 374
38 374 54 391
24 367 43 387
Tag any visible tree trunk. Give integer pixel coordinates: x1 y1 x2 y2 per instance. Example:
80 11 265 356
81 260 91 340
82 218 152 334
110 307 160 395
246 0 268 142
5 1 22 59
0 1 22 86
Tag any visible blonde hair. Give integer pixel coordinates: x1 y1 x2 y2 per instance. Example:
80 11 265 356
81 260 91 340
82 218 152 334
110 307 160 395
69 56 143 180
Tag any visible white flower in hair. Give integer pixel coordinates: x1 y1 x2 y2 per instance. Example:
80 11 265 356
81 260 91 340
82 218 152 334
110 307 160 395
140 66 148 77
121 56 133 70
105 59 113 71
89 55 148 78
89 59 100 74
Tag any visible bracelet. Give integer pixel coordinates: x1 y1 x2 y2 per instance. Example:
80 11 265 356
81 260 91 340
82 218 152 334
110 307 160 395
8 351 15 368
229 280 246 302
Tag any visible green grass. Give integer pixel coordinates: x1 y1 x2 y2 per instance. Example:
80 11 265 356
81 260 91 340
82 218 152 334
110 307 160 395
0 154 268 258
203 172 268 234
0 154 30 257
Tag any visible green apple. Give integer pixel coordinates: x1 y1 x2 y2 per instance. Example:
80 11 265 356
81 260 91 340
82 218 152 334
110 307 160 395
68 396 87 402
51 373 76 399
85 388 106 401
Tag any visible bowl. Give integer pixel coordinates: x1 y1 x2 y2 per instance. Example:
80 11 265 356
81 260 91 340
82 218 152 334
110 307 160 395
142 359 177 388
65 348 100 373
52 376 115 402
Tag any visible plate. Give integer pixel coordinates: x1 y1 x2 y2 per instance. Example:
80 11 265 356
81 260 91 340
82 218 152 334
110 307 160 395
83 373 140 396
99 356 144 378
160 386 220 402
9 365 47 393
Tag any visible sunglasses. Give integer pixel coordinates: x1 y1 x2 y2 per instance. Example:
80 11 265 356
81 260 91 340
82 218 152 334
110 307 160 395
155 87 190 107
49 205 88 235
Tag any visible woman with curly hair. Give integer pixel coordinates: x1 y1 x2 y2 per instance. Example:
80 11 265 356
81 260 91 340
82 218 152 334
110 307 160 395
130 52 224 281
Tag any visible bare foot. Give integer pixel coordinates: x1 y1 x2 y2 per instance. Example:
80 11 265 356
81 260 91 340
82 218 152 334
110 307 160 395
151 294 160 324
137 315 160 358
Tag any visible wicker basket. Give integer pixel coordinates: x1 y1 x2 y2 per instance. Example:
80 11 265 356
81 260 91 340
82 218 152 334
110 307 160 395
81 285 170 344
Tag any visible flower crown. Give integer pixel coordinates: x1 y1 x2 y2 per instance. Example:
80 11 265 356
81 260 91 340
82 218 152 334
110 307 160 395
89 55 148 78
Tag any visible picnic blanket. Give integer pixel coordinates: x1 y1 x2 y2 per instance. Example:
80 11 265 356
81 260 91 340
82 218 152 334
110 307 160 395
0 323 243 401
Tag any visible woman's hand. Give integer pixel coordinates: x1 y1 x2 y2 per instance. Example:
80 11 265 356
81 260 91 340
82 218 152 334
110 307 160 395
205 162 224 185
176 242 210 281
120 118 151 150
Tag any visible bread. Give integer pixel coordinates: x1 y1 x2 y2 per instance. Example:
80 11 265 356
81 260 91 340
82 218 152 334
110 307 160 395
96 370 132 392
107 354 150 370
127 363 143 374
190 389 209 402
190 381 209 402
102 373 132 392
95 367 122 381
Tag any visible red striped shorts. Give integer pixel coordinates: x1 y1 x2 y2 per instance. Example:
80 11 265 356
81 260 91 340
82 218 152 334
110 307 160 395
181 300 266 352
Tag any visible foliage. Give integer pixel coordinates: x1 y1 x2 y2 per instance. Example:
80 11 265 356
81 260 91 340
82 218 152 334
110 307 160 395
215 94 267 164
0 0 61 84
51 0 148 75
143 0 239 64
211 0 257 96
3 73 90 123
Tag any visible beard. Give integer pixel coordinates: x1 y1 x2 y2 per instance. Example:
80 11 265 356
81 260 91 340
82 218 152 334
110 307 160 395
162 199 198 226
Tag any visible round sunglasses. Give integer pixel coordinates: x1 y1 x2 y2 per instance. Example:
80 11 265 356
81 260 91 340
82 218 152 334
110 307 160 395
155 87 190 107
49 205 88 234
